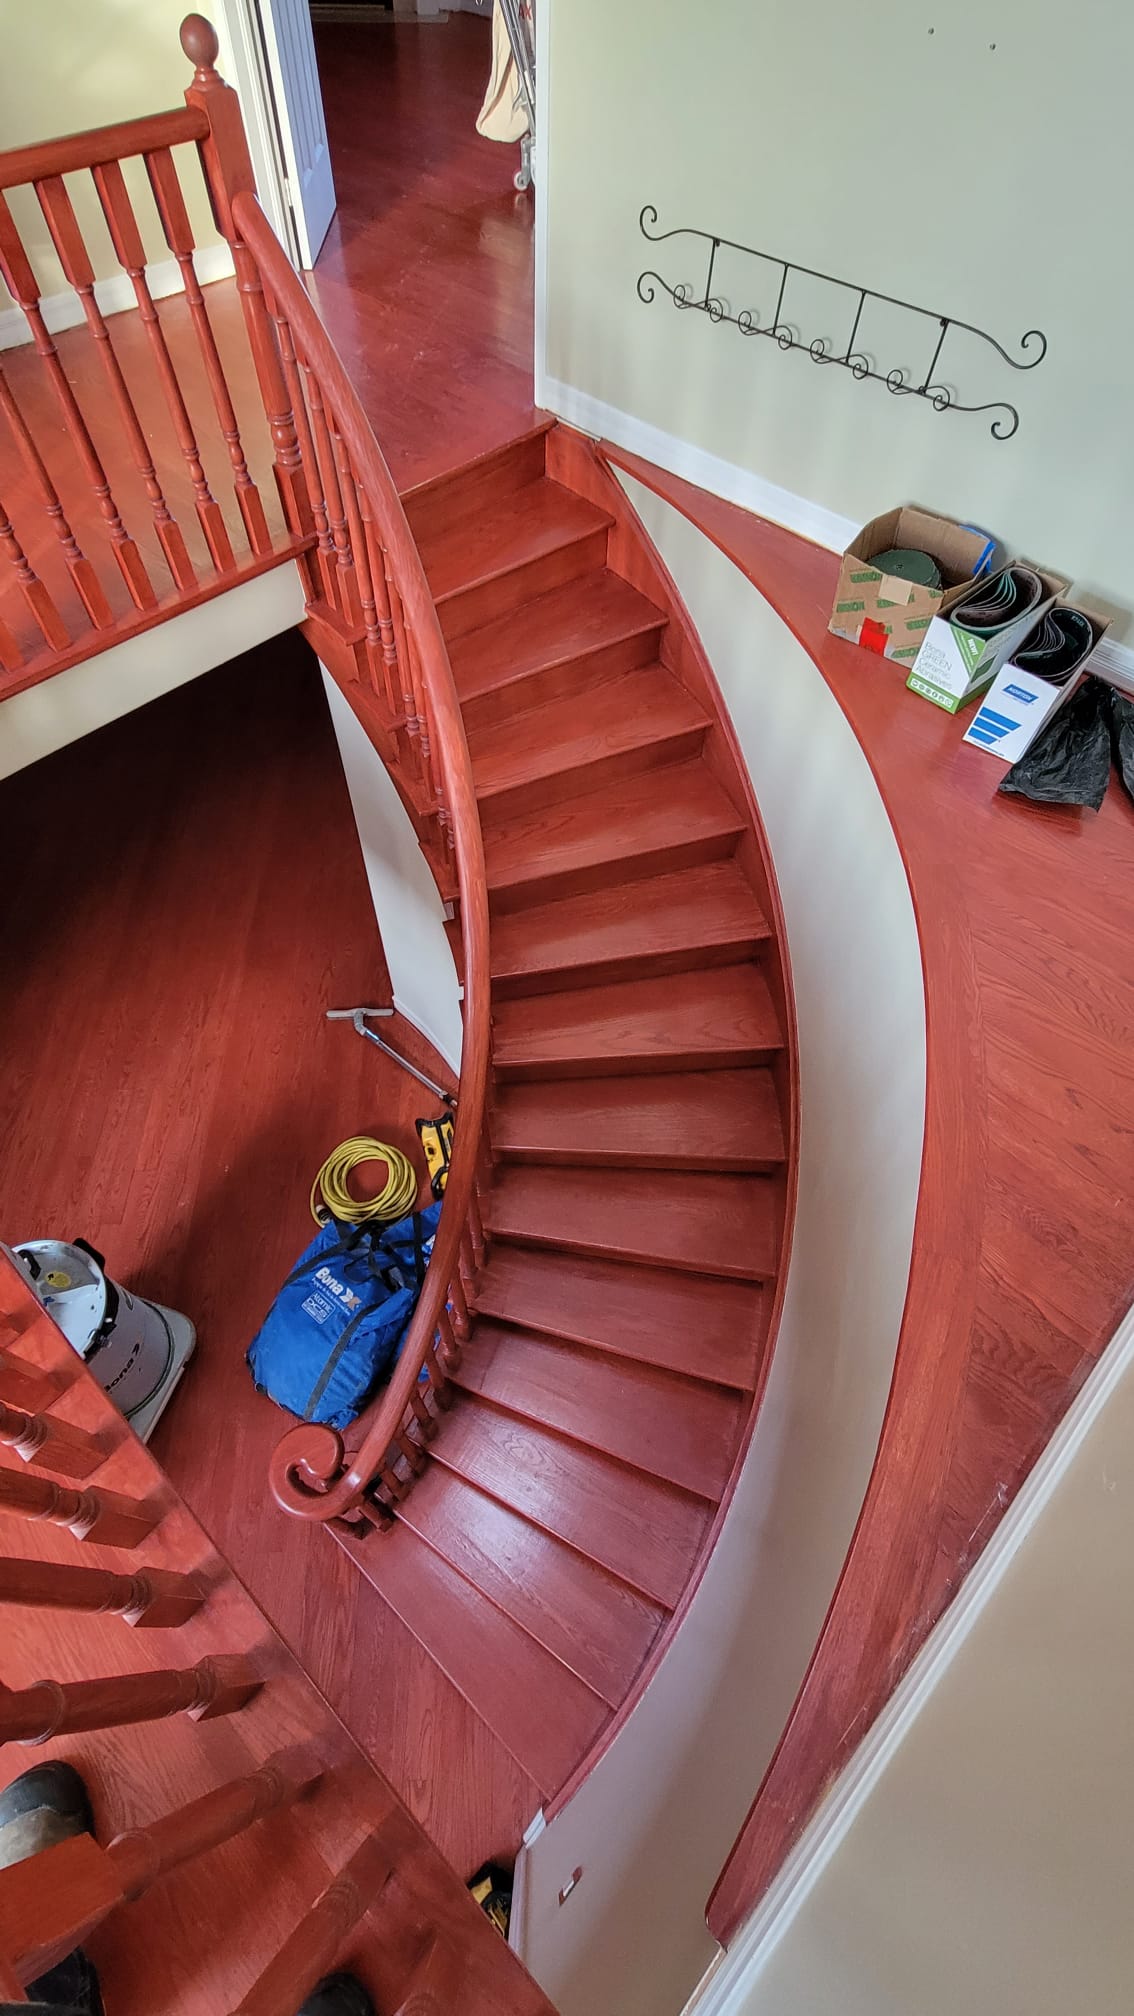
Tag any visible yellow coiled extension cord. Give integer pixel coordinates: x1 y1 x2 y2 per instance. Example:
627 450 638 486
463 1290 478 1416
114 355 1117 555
310 1136 418 1227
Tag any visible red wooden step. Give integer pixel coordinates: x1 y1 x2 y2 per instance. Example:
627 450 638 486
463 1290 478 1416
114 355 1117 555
475 1246 767 1389
454 1322 745 1500
492 1069 786 1170
422 478 611 638
492 964 782 1080
486 1165 779 1280
482 759 745 911
395 1463 665 1710
431 1396 710 1608
490 860 772 997
401 423 553 547
467 664 709 815
333 1516 608 1798
450 571 666 731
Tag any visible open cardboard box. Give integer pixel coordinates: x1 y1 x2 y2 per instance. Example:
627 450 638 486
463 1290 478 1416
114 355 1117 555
828 507 993 667
962 605 1111 761
908 563 1069 715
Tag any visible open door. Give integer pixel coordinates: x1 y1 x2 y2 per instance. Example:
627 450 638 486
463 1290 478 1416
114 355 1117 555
249 0 337 268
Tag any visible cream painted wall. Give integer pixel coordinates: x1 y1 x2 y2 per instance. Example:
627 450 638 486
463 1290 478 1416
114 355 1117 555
715 1305 1134 2016
543 0 1134 629
516 484 925 2016
0 0 229 325
321 672 463 1074
0 563 305 780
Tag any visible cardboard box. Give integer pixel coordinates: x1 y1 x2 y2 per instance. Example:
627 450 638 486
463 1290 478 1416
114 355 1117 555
962 606 1111 761
828 508 993 667
906 564 1068 714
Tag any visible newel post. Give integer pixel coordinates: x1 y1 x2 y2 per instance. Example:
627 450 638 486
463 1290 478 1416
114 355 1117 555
180 14 312 542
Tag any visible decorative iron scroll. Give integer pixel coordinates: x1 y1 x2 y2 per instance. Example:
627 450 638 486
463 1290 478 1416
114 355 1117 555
636 207 1047 441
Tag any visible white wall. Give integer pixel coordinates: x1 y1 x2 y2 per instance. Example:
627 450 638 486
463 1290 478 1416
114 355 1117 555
0 566 306 781
540 0 1134 630
320 671 463 1074
515 484 926 2016
697 1301 1134 2016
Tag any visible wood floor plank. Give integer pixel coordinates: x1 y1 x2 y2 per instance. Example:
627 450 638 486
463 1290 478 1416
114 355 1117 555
334 1516 610 1799
433 1396 711 1607
489 860 772 995
491 1069 787 1170
454 1323 745 1500
487 1165 779 1279
492 964 783 1078
476 1246 767 1389
396 1464 666 1709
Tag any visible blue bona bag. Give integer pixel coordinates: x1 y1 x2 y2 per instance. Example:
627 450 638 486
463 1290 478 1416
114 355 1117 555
246 1202 441 1429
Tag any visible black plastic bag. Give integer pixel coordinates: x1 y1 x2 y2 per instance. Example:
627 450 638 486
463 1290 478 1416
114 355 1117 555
1106 685 1134 805
998 677 1111 811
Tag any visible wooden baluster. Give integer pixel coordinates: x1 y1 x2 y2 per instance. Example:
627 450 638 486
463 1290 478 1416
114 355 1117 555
333 423 383 676
35 173 195 594
92 156 234 574
359 487 400 716
0 363 111 630
0 1749 317 1987
273 312 335 604
406 1380 438 1441
0 1653 259 1744
436 1306 460 1373
0 489 67 651
405 626 448 837
145 145 270 555
385 565 426 787
467 1189 488 1271
301 357 358 624
0 1467 159 1549
458 1228 478 1300
0 1398 106 1481
395 1426 428 1477
0 1348 68 1415
181 19 312 543
0 193 154 612
231 1828 395 2016
0 1556 204 1628
423 1338 452 1410
447 1271 470 1343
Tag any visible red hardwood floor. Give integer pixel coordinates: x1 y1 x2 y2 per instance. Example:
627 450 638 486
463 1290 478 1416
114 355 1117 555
0 635 541 1877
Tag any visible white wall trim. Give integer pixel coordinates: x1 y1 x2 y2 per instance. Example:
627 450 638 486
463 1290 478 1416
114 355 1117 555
688 1295 1134 2016
540 374 858 555
0 243 236 353
533 0 551 409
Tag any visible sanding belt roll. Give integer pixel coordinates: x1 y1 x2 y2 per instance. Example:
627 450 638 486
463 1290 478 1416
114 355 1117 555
949 565 1045 638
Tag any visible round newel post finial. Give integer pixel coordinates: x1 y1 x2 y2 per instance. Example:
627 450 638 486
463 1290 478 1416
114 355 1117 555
180 14 220 78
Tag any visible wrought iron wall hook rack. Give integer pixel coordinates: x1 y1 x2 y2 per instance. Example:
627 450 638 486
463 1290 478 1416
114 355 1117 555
637 207 1047 441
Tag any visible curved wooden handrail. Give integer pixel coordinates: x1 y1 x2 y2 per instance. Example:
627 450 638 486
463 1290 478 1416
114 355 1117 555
231 193 492 1526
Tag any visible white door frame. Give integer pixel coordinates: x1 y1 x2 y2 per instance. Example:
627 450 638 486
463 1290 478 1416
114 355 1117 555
213 0 303 268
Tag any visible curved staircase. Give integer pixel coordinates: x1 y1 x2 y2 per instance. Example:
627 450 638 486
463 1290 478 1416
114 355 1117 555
328 421 796 1822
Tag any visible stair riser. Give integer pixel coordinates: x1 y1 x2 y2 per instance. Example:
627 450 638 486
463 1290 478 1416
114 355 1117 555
492 1142 786 1174
403 430 550 547
459 623 666 734
438 527 610 642
476 720 710 821
490 931 771 999
487 1226 771 1282
487 826 743 915
493 1038 782 1082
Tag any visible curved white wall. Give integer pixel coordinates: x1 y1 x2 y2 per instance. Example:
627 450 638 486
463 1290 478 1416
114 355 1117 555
514 485 927 2016
321 669 463 1074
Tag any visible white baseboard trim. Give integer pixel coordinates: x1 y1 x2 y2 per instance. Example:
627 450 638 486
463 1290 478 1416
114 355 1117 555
0 241 236 354
688 1294 1134 2016
539 375 859 555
